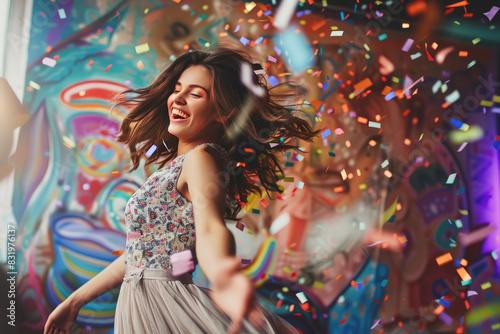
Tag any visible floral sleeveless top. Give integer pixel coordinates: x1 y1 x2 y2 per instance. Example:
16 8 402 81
124 142 237 270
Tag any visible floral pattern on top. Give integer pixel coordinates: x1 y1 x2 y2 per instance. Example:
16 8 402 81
124 143 235 270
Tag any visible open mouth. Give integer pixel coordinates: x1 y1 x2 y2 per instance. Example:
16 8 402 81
172 108 190 120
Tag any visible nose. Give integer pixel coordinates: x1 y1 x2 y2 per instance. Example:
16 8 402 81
173 90 187 104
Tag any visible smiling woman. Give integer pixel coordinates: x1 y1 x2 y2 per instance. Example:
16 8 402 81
115 47 320 218
44 46 320 334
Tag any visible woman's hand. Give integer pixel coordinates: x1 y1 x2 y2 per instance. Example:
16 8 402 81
210 257 264 334
43 298 80 334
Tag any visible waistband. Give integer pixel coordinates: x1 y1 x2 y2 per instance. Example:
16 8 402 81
123 265 194 289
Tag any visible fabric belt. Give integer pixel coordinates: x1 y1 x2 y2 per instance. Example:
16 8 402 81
124 265 194 289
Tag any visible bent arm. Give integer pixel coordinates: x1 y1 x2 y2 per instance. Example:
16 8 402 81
66 253 126 309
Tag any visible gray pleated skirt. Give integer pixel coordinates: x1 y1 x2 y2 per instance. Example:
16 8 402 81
114 265 299 334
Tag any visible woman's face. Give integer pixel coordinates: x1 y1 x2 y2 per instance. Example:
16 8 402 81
167 65 220 143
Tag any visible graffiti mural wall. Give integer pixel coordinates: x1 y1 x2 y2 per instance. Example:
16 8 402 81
4 0 499 333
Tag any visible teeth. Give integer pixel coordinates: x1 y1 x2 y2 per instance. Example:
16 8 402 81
172 108 189 119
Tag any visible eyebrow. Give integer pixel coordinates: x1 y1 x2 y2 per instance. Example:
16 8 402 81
175 82 209 94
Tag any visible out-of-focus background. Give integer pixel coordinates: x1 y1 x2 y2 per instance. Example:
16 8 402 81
0 0 499 333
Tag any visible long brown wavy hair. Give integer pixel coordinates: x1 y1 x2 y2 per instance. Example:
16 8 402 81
113 46 321 219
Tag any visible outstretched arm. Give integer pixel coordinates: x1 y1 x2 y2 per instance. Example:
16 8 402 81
183 146 262 334
44 253 125 333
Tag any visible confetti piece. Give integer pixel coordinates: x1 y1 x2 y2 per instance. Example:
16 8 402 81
241 62 265 97
402 76 424 96
62 135 75 148
313 281 323 288
406 0 427 16
145 144 157 157
402 38 414 52
274 25 313 73
436 253 453 266
239 36 250 46
235 221 245 231
135 43 149 54
384 91 396 101
368 121 381 128
321 128 331 138
104 64 112 72
436 47 454 64
381 197 398 226
311 20 326 31
378 33 388 41
446 1 469 8
241 259 251 265
439 298 451 308
438 311 453 326
378 55 395 75
353 78 372 92
111 171 120 177
29 80 40 90
296 181 304 189
446 173 457 184
434 305 445 315
484 6 499 21
481 282 492 290
42 57 56 67
170 250 194 276
371 319 381 329
468 291 478 297
450 119 469 131
330 30 344 36
334 128 344 135
457 142 468 152
296 292 308 303
111 250 124 256
267 76 279 86
384 170 393 178
58 8 67 19
450 126 484 144
137 60 144 70
273 0 299 30
456 267 472 281
410 52 422 60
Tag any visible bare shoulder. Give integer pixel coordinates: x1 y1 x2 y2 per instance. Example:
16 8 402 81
184 145 224 172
